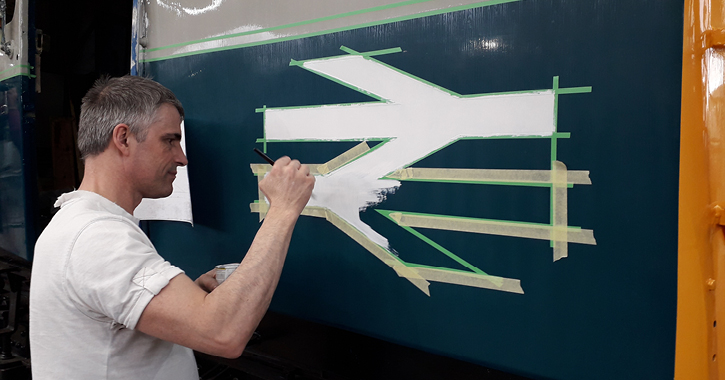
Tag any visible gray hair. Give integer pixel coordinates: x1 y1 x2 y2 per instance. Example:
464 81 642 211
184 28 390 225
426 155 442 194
77 75 185 158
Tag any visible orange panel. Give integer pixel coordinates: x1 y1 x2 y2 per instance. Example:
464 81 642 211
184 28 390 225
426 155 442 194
677 1 725 379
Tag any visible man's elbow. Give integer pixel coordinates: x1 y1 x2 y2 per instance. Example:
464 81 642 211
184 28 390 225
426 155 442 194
216 345 245 359
208 330 253 359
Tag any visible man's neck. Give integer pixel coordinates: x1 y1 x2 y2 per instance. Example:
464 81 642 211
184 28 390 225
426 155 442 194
78 155 141 215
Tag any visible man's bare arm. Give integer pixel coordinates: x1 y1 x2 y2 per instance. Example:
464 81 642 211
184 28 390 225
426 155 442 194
136 157 314 358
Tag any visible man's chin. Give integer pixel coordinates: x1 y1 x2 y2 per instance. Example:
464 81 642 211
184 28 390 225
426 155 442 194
142 187 174 199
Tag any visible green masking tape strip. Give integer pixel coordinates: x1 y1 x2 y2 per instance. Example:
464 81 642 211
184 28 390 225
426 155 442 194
255 138 389 143
0 65 34 81
457 133 567 140
395 222 487 275
293 61 388 102
340 46 402 57
384 167 591 185
379 178 573 188
290 46 403 66
460 89 551 98
380 209 596 245
557 86 592 95
141 0 522 63
261 101 382 112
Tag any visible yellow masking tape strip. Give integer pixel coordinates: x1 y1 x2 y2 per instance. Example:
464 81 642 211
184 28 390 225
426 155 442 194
252 162 325 175
386 167 592 185
316 141 370 175
300 206 328 218
552 161 569 261
251 163 272 175
390 212 596 245
413 267 523 294
257 174 267 222
249 201 269 213
250 142 369 176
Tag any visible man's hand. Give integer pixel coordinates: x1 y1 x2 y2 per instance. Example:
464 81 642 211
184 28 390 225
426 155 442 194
259 156 315 215
194 269 218 293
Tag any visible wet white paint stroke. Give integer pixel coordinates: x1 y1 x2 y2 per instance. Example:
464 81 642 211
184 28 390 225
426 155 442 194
173 25 281 55
263 55 555 248
156 0 224 17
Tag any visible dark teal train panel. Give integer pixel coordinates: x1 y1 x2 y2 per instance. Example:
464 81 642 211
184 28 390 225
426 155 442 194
143 1 683 379
0 76 34 261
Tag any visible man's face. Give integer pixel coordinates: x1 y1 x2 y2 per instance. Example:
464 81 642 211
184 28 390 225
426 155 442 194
128 103 188 199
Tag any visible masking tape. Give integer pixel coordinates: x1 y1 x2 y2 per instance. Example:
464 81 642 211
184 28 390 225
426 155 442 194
300 206 328 218
391 265 432 295
249 164 269 221
249 201 269 213
253 163 326 175
316 141 370 175
257 175 267 221
250 163 272 175
250 141 370 177
552 160 568 261
385 167 591 185
413 267 523 294
388 211 596 245
339 45 403 57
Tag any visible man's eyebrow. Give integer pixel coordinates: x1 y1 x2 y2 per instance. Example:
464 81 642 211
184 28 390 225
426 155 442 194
161 133 182 140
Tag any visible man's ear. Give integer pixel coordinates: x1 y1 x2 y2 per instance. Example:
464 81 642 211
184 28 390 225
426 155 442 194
111 124 132 155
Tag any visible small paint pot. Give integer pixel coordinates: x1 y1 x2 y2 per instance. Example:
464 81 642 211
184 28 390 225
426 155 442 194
215 263 240 285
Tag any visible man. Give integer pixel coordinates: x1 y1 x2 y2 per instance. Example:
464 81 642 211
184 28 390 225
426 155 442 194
29 76 315 379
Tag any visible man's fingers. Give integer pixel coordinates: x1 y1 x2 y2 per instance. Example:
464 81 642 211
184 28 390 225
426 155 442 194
194 269 218 293
273 156 291 167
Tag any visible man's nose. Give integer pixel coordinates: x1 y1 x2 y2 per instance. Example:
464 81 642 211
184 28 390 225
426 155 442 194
176 146 188 167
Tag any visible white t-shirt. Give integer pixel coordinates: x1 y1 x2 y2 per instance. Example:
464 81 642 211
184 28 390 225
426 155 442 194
29 191 198 380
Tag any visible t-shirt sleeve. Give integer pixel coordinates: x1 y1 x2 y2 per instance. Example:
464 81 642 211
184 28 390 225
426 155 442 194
64 217 184 330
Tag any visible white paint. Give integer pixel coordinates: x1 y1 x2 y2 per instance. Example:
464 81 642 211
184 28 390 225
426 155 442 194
156 0 224 16
172 24 281 55
134 121 193 223
264 55 555 247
